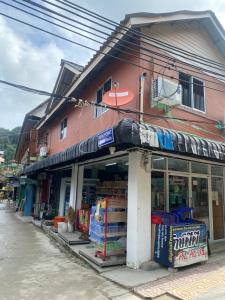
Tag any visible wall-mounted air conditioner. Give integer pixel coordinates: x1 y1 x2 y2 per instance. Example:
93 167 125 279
152 77 182 107
39 146 48 157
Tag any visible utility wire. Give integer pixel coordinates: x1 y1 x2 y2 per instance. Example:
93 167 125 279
7 0 225 88
58 0 225 70
11 0 106 41
12 0 225 89
20 0 225 74
37 0 225 72
0 79 220 126
2 9 225 96
12 0 225 81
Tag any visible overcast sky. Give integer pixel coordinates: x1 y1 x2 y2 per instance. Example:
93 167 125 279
0 0 225 129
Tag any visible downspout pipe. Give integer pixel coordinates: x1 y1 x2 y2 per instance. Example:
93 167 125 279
139 72 147 123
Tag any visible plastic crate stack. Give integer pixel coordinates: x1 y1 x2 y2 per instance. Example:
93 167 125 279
89 197 127 259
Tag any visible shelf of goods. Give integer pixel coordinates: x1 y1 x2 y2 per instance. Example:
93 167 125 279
90 182 127 260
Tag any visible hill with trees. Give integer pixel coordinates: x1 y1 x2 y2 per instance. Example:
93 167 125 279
0 127 21 162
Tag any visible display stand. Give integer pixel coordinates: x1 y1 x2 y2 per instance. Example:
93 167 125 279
90 181 127 261
95 198 127 260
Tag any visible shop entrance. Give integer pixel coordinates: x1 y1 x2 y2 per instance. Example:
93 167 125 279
59 178 71 216
151 154 225 241
212 177 225 240
191 177 209 230
76 156 128 260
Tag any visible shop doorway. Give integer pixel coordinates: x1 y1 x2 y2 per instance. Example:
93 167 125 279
59 178 71 216
191 177 209 230
211 177 225 240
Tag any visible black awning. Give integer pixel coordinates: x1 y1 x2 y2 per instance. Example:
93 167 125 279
23 118 225 174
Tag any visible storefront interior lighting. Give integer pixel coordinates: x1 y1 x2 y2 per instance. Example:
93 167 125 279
153 157 165 161
105 162 117 167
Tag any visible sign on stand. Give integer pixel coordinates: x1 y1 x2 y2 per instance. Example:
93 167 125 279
154 223 208 268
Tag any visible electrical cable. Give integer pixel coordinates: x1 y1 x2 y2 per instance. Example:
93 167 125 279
19 0 225 74
58 0 225 70
2 9 225 97
13 0 225 85
38 0 225 72
0 4 225 127
4 0 225 90
0 78 220 125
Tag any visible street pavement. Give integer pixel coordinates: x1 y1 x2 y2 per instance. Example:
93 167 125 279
135 250 225 300
0 203 140 300
2 202 225 300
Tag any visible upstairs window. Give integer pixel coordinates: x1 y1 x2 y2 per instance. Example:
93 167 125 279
60 118 67 140
95 78 112 118
179 72 205 112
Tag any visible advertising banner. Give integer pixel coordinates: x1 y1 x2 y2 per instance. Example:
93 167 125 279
154 223 208 268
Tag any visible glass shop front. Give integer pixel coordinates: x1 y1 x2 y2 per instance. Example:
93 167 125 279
151 154 225 241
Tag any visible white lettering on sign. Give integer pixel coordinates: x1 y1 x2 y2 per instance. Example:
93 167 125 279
109 92 129 97
173 230 200 250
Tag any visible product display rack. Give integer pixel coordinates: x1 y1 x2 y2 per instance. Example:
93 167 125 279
90 181 127 260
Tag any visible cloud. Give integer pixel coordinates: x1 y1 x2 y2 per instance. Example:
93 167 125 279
0 15 66 129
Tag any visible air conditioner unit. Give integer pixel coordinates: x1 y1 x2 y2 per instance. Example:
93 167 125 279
39 146 48 157
152 77 182 107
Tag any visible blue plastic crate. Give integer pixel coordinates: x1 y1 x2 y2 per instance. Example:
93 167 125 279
90 231 121 243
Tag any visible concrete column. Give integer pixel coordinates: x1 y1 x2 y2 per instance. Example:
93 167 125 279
75 165 84 210
69 164 78 210
127 151 151 269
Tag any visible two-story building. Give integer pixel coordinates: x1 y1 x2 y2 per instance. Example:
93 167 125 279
16 10 225 269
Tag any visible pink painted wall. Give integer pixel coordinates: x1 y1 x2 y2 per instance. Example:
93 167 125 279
39 48 225 157
44 54 142 155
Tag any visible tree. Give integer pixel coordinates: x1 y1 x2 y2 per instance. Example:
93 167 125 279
0 127 21 162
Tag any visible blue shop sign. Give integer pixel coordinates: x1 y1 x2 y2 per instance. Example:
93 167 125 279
98 128 114 148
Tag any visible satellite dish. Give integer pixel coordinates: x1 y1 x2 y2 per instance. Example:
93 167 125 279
103 88 134 107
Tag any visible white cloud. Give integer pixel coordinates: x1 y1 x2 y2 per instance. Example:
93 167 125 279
0 16 64 129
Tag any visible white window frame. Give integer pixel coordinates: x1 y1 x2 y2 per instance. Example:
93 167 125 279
179 72 206 113
94 77 112 118
60 117 67 140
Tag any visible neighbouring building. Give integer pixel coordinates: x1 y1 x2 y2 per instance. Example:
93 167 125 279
15 11 225 269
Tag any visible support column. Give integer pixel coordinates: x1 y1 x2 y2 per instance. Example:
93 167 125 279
127 151 151 269
75 165 84 210
69 164 78 210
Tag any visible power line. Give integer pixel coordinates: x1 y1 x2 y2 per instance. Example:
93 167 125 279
0 79 220 126
57 0 225 71
38 0 225 73
20 0 225 75
12 0 225 92
7 0 225 89
9 0 225 84
11 0 106 41
2 9 225 97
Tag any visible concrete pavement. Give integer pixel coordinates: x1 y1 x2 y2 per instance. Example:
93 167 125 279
135 251 225 299
0 203 140 300
3 202 225 300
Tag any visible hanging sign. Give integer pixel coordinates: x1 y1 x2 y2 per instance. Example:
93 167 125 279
98 128 114 148
103 88 134 107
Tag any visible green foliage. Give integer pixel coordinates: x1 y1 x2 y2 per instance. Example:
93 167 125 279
0 127 21 162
